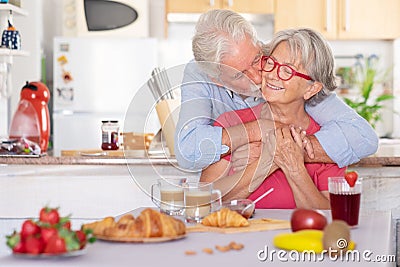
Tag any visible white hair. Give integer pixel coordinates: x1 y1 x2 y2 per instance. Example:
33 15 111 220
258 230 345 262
192 9 258 78
265 28 337 105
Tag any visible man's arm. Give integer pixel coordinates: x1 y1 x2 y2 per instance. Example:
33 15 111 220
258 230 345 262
213 151 278 201
306 93 379 167
288 125 334 163
175 91 224 170
304 135 334 163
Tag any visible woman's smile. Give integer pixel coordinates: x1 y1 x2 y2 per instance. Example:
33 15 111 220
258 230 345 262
266 81 284 91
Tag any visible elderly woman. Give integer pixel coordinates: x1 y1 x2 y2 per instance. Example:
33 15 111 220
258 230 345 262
200 28 345 209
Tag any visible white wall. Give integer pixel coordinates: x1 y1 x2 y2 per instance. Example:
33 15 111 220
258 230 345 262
0 0 397 139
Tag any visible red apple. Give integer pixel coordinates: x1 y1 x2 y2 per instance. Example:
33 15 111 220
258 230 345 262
290 208 328 232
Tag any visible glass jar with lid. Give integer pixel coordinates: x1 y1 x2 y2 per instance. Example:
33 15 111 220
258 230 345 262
101 120 119 150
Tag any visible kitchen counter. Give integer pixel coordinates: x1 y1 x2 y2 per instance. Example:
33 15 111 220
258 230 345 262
0 150 176 165
1 139 400 166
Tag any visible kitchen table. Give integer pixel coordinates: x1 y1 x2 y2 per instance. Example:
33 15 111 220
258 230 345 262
0 209 395 267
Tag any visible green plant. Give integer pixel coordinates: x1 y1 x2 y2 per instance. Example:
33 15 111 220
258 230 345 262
343 55 394 129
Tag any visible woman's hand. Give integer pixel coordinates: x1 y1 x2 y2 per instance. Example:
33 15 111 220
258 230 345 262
289 125 315 160
273 126 305 174
273 126 330 209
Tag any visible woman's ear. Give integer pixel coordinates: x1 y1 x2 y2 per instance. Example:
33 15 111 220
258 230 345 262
304 82 323 100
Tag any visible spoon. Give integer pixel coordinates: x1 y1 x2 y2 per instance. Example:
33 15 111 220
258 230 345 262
242 187 275 216
253 187 275 205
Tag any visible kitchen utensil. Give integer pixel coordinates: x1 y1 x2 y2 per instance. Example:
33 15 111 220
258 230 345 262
253 187 275 204
151 67 174 100
151 68 165 100
159 68 174 99
147 78 159 100
242 187 274 215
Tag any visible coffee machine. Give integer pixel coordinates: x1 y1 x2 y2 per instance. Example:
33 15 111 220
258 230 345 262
9 81 51 152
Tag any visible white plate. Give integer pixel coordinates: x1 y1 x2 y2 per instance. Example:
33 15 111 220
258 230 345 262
13 248 86 259
95 234 186 243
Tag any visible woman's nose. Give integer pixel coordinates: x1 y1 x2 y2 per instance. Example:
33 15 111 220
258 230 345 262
262 68 279 81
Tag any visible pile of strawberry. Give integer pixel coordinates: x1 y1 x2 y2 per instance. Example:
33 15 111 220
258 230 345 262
6 207 95 255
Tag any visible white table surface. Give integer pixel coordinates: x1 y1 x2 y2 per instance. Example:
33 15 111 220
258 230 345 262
0 209 395 267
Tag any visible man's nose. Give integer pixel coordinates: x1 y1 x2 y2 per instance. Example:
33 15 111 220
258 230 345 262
247 65 262 84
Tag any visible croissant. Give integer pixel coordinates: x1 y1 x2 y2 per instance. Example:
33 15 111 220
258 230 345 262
82 216 116 236
103 215 136 238
202 208 249 228
118 214 135 224
83 208 186 238
131 208 186 237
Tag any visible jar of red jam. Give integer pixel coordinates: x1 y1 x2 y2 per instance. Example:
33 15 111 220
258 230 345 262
101 120 119 150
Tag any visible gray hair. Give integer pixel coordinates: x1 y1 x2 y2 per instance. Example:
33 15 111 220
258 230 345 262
192 9 258 78
263 28 337 105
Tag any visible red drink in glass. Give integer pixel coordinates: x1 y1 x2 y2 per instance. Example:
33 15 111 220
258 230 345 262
329 192 361 226
328 177 362 227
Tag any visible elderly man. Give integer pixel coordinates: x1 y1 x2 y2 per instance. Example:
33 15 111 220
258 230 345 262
174 9 378 172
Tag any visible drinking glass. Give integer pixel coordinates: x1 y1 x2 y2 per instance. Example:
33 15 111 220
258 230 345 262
328 177 362 227
151 178 186 216
183 182 222 223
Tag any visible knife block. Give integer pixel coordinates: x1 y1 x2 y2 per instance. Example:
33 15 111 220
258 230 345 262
155 99 180 156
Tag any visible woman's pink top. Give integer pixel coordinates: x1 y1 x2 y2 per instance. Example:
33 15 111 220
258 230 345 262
214 103 345 209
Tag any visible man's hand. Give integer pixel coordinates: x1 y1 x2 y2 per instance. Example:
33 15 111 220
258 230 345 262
231 141 262 172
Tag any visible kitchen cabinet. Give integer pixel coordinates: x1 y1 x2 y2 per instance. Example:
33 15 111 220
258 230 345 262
165 0 274 36
336 0 400 39
166 0 274 14
274 0 400 40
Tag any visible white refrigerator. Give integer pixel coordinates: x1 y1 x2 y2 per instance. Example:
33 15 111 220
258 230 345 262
53 37 159 156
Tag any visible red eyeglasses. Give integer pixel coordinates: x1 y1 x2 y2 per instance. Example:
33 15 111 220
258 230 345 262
261 56 314 81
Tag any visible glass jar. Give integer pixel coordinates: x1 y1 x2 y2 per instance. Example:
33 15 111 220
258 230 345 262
101 120 119 150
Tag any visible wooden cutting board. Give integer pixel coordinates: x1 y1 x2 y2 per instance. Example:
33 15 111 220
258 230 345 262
60 149 153 157
61 149 125 157
186 218 290 234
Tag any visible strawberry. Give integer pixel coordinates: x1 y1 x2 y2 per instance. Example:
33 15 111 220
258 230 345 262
44 235 67 254
25 236 44 254
20 220 41 240
6 232 25 253
75 230 87 249
61 220 71 230
40 227 58 244
345 171 358 187
58 228 81 251
5 206 96 255
39 207 60 225
58 216 72 230
12 241 26 254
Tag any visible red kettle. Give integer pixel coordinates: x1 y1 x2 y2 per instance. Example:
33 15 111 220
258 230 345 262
9 81 51 152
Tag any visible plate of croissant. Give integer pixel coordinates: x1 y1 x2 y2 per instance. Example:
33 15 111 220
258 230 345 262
82 208 186 243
